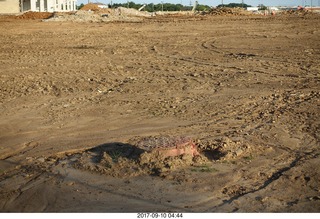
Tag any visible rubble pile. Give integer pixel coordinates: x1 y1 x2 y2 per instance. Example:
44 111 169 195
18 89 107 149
1 4 151 23
279 9 313 16
46 9 150 23
206 7 251 16
78 3 150 17
44 5 151 22
114 7 151 17
47 10 107 22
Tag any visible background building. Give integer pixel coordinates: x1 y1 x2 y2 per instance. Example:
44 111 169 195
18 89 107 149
0 0 77 13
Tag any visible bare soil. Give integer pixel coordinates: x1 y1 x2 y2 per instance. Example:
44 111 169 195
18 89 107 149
0 14 319 212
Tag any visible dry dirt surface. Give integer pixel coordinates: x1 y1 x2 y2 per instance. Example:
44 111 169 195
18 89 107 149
0 13 319 212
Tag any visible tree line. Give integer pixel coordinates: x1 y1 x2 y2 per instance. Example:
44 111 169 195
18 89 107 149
111 2 209 12
217 3 252 9
78 2 253 12
78 2 211 12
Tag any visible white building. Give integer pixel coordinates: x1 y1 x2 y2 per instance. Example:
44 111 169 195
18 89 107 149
246 7 259 11
0 0 77 14
268 7 279 11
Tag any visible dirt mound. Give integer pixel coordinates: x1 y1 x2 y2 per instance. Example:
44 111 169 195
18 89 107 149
280 9 314 16
48 10 106 22
79 3 101 11
114 7 151 17
45 7 151 23
207 7 251 16
15 12 53 19
68 136 207 178
46 10 145 23
56 136 259 178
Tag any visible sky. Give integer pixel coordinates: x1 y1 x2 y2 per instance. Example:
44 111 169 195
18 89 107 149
77 0 320 7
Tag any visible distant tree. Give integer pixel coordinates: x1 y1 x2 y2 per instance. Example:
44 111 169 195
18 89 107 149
128 1 140 9
196 4 211 11
217 3 251 9
108 2 210 12
258 4 268 10
77 3 84 10
112 2 139 9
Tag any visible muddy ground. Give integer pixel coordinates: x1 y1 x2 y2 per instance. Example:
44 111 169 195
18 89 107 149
0 14 319 212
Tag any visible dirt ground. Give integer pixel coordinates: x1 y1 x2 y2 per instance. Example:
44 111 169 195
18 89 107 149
0 13 319 212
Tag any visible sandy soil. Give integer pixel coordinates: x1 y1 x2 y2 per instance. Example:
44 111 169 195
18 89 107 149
0 14 319 212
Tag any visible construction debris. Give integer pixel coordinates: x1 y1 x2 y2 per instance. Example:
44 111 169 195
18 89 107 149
46 10 107 22
205 7 251 16
279 9 313 16
45 6 151 22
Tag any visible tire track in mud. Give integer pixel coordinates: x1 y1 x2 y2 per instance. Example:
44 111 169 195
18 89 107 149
1 166 49 211
1 160 192 212
151 45 220 68
210 150 319 211
201 40 221 54
206 40 317 77
200 34 317 62
152 39 316 80
0 141 40 160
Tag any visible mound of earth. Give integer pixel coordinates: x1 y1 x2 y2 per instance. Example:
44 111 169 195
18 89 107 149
280 9 315 16
65 136 207 178
43 135 260 179
206 7 251 16
79 3 101 12
45 7 151 22
14 12 53 19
